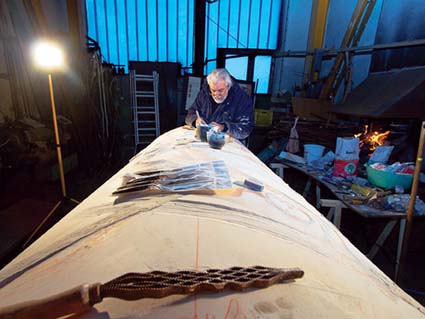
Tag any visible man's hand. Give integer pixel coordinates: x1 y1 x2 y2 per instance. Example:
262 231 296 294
210 122 224 132
195 117 206 127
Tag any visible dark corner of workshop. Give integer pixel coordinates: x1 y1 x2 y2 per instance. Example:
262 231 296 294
0 0 425 313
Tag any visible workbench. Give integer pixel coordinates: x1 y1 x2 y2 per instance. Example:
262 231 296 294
270 160 407 276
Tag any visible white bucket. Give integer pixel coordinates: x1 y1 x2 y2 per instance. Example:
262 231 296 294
304 144 325 165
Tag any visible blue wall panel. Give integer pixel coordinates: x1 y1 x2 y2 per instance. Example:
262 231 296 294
167 0 177 62
228 1 240 48
146 0 156 61
87 0 195 71
254 56 272 93
157 0 167 61
86 0 282 76
116 0 129 66
237 0 250 48
86 0 97 40
248 0 260 48
137 1 148 61
93 0 109 60
126 0 138 61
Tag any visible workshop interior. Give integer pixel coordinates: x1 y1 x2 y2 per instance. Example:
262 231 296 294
0 0 425 317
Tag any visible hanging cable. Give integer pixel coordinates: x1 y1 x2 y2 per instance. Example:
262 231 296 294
206 15 247 48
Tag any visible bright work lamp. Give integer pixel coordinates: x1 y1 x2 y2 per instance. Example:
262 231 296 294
32 41 65 70
24 40 79 247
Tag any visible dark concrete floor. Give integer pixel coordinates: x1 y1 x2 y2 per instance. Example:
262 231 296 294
0 163 424 306
0 163 120 269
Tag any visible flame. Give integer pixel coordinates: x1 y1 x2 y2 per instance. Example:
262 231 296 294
366 130 390 150
354 125 390 151
354 124 368 138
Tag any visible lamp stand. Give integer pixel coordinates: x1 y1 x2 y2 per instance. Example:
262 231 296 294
23 73 80 248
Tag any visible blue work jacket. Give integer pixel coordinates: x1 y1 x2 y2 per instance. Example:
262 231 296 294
185 80 254 141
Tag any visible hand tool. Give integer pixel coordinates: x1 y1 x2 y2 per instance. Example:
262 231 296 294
0 266 304 319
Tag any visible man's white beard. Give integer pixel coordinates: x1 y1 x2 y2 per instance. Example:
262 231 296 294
213 95 226 103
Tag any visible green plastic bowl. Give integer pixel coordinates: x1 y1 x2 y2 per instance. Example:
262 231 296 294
366 165 413 190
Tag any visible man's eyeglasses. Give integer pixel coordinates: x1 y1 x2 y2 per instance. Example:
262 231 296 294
209 86 228 96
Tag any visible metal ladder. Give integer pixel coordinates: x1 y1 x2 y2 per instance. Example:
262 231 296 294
130 70 160 153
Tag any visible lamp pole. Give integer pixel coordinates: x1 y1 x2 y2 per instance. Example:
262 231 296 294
48 73 67 197
23 40 80 248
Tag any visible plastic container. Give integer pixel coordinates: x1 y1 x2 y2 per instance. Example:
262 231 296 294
366 165 413 190
304 144 325 165
199 124 212 142
208 132 226 149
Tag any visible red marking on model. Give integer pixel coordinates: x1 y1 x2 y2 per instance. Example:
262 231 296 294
193 219 200 319
195 219 200 270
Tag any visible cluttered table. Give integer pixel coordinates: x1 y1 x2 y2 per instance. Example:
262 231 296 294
279 160 407 218
267 122 425 279
270 158 415 275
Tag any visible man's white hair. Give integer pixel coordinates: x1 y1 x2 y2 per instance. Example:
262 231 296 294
206 68 233 88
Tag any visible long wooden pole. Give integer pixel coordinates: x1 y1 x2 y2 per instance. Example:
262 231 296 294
332 0 377 97
319 0 368 99
48 73 67 198
395 121 425 284
22 74 69 248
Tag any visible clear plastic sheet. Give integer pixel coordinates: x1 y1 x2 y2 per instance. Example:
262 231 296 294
114 160 232 195
385 194 425 215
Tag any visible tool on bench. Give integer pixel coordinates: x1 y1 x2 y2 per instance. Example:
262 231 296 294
0 266 304 319
350 183 375 197
343 183 391 205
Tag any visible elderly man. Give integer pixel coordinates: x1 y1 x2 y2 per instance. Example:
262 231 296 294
185 68 254 141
